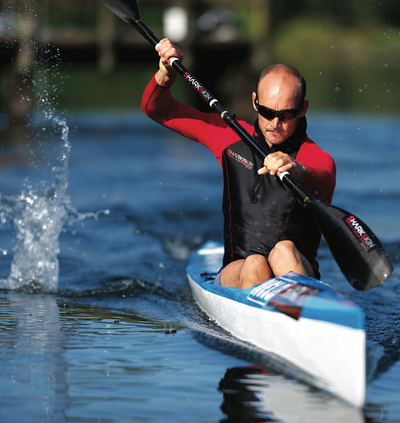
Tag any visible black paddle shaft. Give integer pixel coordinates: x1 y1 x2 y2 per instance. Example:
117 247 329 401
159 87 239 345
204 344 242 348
104 11 271 161
98 0 393 290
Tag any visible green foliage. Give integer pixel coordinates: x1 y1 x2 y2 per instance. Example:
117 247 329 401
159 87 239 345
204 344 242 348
37 4 97 29
272 17 400 66
269 0 400 27
270 17 400 114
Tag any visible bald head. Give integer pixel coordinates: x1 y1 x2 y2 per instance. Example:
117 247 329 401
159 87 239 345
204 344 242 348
256 64 306 108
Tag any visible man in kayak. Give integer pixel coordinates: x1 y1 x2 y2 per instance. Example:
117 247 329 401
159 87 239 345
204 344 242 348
141 38 336 289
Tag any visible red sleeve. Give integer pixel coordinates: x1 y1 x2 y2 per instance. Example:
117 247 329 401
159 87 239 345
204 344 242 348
141 74 253 162
297 138 336 204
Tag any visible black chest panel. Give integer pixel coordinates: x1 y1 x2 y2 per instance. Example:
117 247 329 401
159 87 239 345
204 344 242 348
221 138 321 274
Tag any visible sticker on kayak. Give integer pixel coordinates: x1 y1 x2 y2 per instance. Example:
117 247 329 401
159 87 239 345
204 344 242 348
267 284 321 320
248 278 295 306
248 279 320 320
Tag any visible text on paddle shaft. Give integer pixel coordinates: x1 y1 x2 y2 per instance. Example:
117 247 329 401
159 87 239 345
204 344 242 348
183 72 213 101
345 215 376 251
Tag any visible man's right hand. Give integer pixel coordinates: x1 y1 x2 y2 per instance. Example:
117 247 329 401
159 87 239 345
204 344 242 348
155 38 184 86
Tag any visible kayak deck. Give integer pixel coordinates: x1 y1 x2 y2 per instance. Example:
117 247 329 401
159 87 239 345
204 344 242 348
186 241 366 408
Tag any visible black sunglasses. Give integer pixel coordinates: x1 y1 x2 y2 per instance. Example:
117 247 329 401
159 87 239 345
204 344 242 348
254 98 304 122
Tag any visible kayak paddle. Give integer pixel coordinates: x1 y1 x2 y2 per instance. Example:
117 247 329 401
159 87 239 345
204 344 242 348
98 0 393 291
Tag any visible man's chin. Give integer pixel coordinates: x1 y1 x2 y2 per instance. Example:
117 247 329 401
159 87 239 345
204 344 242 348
266 133 285 145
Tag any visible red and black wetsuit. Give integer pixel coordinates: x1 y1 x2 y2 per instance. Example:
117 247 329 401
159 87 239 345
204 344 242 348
141 74 336 278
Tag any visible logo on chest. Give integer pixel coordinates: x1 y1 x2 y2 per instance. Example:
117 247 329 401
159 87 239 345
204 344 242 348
226 149 254 170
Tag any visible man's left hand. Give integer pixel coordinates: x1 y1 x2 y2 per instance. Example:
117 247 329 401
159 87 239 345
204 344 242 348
258 151 310 184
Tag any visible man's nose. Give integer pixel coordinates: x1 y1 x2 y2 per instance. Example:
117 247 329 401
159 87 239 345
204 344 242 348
270 117 281 128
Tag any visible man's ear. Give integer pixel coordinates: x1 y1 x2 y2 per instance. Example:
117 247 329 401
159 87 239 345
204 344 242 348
252 92 258 112
299 100 309 117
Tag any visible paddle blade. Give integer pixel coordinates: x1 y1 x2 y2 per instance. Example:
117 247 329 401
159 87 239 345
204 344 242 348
309 200 392 290
99 0 141 25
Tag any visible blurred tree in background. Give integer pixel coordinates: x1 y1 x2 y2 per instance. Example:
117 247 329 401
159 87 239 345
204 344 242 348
270 0 400 26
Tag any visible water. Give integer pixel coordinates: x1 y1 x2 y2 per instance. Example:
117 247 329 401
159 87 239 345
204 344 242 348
0 109 399 422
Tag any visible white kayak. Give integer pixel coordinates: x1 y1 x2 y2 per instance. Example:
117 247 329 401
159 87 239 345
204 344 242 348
186 241 366 408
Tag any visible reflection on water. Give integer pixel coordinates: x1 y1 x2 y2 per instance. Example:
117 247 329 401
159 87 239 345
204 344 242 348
0 293 68 421
0 292 230 422
0 292 390 423
218 367 364 423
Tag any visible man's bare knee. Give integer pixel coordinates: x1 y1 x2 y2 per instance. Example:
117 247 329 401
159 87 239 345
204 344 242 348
239 254 272 289
220 259 245 288
269 241 313 277
244 254 268 267
269 240 297 263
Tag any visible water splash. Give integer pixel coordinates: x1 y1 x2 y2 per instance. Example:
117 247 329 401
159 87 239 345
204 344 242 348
0 3 108 293
0 114 108 293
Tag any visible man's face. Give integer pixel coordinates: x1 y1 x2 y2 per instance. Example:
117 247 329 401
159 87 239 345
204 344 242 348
252 71 308 148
